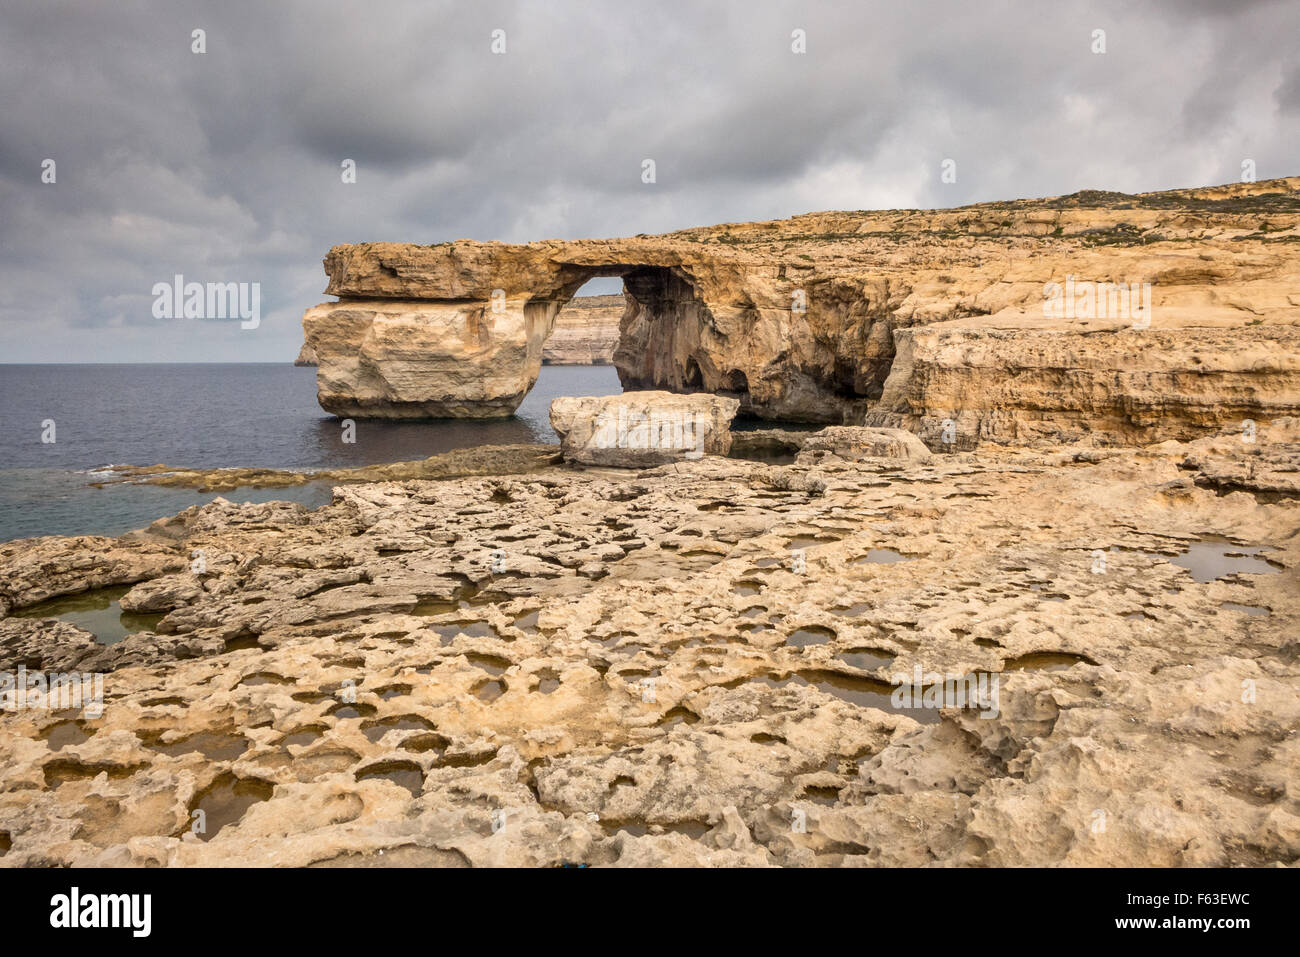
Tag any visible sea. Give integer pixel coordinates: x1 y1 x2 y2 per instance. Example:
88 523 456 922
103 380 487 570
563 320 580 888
0 363 621 543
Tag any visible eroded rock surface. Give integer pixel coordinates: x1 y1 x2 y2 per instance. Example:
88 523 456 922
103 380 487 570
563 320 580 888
2 422 1297 867
302 177 1300 436
543 295 621 365
304 299 555 419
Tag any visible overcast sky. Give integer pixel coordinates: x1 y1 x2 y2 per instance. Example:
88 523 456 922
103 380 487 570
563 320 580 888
1 0 1295 362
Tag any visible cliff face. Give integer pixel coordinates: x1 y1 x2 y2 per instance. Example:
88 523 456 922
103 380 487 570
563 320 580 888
301 176 1300 444
542 295 621 364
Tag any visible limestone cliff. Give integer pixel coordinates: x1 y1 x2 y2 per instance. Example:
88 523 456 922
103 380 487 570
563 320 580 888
543 295 621 364
301 176 1300 444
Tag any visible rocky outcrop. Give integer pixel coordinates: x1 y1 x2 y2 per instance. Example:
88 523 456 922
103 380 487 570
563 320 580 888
543 295 621 364
795 426 933 464
549 392 738 467
88 445 561 492
294 342 317 366
301 177 1300 443
303 299 554 419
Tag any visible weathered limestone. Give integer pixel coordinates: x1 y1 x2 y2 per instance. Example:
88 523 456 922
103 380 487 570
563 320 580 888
300 177 1300 441
866 321 1300 450
303 299 558 419
795 426 933 464
543 295 621 365
1 423 1297 866
549 391 739 467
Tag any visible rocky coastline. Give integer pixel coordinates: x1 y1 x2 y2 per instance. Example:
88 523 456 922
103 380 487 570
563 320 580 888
2 177 1298 868
1 402 1296 866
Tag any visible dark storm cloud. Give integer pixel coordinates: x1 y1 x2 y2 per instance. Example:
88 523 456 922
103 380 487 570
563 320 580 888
0 0 1295 361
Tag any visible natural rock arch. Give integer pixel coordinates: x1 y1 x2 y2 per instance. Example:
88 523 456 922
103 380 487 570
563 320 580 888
300 177 1300 445
302 243 884 423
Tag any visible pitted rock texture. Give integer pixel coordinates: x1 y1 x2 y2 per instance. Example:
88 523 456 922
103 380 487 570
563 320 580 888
1 423 1297 866
549 391 739 467
302 177 1300 436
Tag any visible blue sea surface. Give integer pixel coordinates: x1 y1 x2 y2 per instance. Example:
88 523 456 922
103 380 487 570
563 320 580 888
0 363 621 542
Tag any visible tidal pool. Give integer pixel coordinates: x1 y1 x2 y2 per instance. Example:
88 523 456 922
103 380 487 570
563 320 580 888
11 585 163 644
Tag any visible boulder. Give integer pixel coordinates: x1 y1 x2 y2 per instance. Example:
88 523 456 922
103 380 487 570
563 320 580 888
550 391 739 467
796 426 934 464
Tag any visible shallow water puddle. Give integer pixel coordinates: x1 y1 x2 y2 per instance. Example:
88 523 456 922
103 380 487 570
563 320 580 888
355 761 424 798
279 726 327 748
361 715 437 744
291 691 334 704
44 760 144 788
752 672 941 724
1124 610 1158 621
1002 652 1095 672
1169 541 1281 583
832 603 873 618
43 720 93 751
147 730 250 761
733 580 765 597
787 535 839 550
375 683 411 700
327 702 377 720
513 610 540 633
473 678 506 702
12 585 164 645
836 648 896 671
787 626 837 649
188 774 274 841
1221 602 1270 616
853 549 914 566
